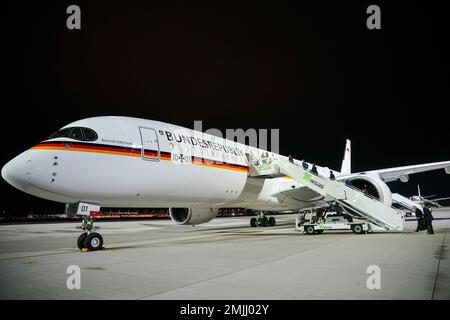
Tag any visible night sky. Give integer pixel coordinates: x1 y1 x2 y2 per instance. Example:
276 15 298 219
3 1 450 214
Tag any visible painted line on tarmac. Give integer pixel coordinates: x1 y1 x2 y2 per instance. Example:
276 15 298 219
431 219 449 300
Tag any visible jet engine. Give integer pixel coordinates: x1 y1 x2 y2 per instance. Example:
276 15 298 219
346 174 392 206
169 207 218 225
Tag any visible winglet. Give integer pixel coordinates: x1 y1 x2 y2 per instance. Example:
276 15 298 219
340 139 351 174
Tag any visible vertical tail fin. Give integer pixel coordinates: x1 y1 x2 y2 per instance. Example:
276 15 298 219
340 139 351 174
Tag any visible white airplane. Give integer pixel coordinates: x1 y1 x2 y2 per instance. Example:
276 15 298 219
410 185 450 207
2 116 450 250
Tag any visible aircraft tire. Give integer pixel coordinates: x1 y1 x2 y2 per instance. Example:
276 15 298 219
269 217 276 226
77 233 88 250
84 232 104 251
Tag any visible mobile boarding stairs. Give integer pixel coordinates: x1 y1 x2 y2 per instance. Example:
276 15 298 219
250 157 405 232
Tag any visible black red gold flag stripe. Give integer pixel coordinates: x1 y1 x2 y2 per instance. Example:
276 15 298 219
31 141 248 172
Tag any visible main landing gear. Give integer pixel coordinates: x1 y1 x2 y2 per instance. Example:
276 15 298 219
250 212 276 227
76 216 104 251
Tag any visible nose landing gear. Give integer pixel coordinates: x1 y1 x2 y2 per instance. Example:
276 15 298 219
77 216 104 251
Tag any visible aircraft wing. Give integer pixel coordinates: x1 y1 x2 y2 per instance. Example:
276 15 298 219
432 197 450 202
363 161 450 182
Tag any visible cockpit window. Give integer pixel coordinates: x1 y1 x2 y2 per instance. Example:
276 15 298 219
48 128 71 139
82 128 98 141
69 128 83 140
47 127 98 141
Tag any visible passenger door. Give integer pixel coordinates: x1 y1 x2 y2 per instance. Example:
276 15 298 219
139 127 160 161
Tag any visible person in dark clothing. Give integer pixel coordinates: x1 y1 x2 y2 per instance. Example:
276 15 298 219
288 155 293 163
413 206 424 232
316 208 325 221
423 205 434 234
302 161 309 170
361 184 368 194
334 202 342 215
329 171 335 180
311 164 318 175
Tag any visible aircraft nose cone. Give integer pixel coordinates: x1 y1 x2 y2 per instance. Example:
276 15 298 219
1 153 32 191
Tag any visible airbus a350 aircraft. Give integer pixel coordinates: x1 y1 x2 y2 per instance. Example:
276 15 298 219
2 116 450 250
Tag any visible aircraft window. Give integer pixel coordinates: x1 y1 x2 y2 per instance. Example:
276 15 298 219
48 128 71 139
83 128 98 141
69 128 83 140
48 126 98 141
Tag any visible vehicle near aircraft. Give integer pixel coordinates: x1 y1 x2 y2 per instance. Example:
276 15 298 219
2 116 450 250
295 208 371 235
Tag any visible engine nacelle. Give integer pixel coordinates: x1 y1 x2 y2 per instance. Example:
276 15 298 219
169 207 218 225
346 174 392 206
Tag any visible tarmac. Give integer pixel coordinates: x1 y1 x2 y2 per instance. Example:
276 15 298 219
0 211 449 300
